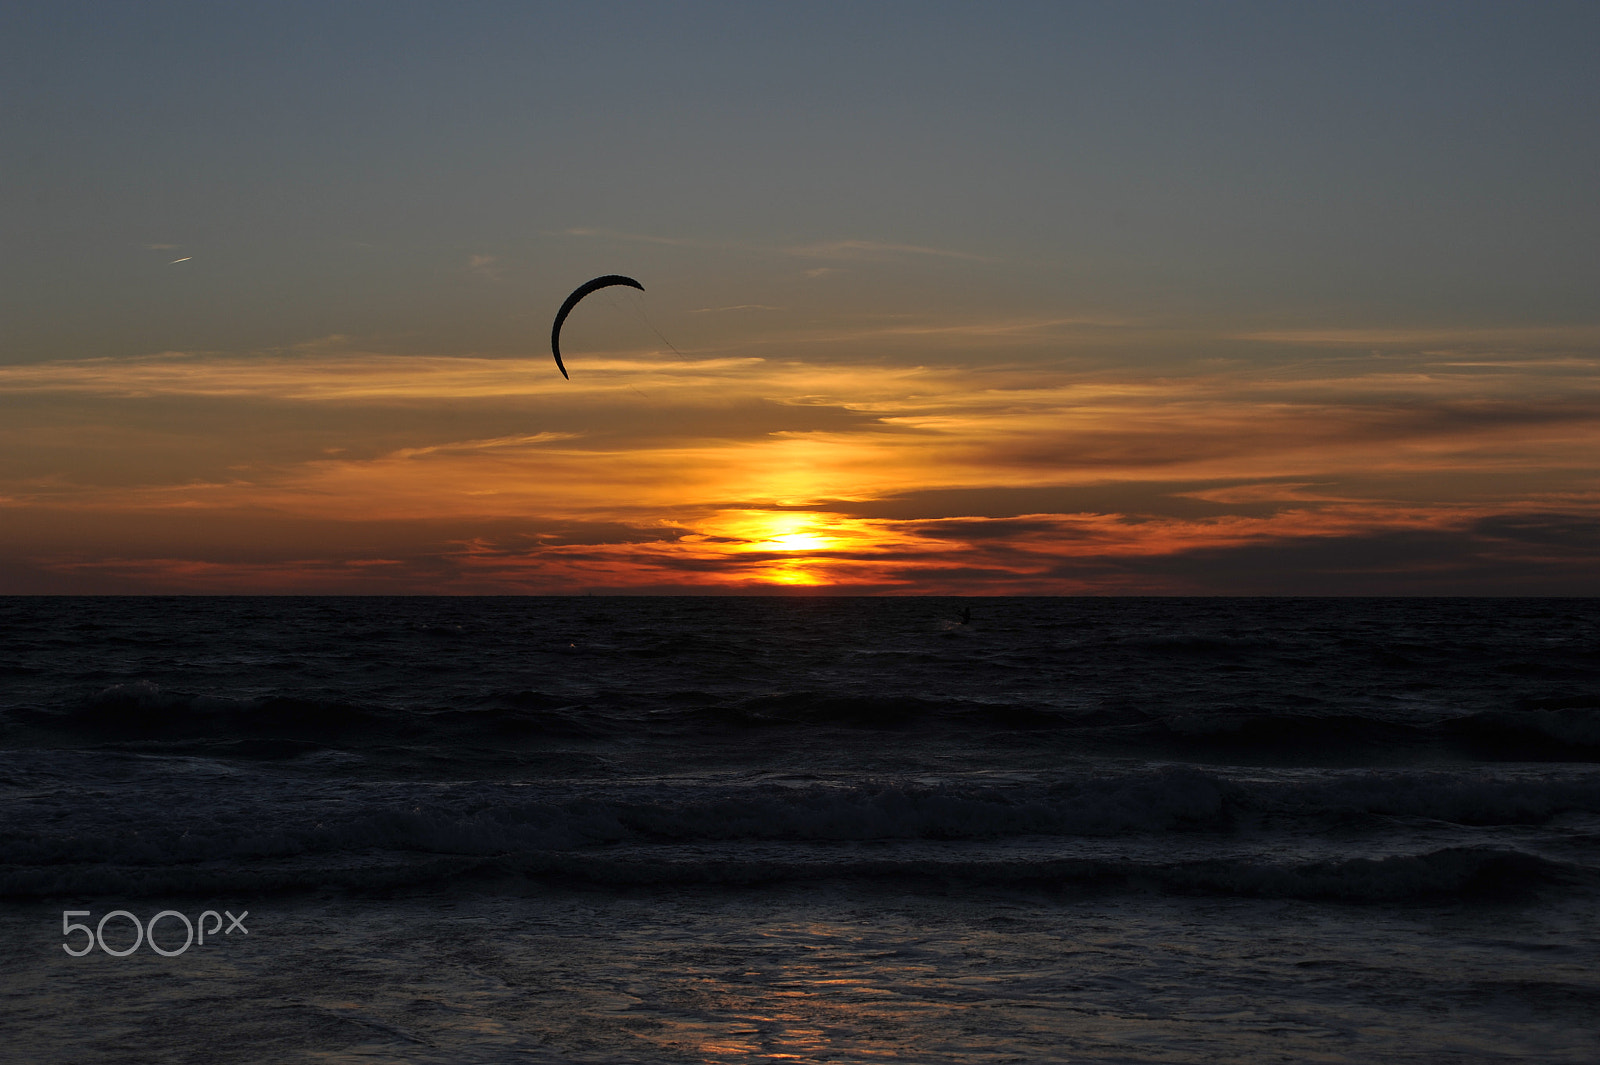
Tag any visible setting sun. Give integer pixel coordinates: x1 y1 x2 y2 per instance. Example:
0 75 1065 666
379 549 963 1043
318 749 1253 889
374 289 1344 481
747 513 832 553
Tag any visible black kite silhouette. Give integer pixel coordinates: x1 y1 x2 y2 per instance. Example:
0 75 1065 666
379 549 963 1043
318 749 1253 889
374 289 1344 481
550 275 644 379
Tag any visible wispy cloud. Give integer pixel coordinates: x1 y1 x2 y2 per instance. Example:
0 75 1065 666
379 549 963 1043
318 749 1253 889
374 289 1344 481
467 253 503 280
848 316 1127 339
562 227 708 247
1236 325 1600 349
562 227 996 264
386 432 578 458
786 239 995 263
688 305 782 313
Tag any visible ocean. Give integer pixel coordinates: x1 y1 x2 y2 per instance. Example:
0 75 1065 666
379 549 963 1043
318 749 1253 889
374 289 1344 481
2 596 1597 1063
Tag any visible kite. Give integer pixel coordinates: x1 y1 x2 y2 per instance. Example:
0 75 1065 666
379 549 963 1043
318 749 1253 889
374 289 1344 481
550 274 644 379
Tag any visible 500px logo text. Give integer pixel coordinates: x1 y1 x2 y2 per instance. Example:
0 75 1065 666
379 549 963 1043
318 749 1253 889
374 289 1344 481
62 909 249 957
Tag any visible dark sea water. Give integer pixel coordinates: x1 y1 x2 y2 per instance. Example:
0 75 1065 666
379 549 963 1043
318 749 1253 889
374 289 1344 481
3 596 1598 1062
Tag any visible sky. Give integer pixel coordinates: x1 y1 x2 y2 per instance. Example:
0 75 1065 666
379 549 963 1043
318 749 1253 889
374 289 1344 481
2 1 1598 594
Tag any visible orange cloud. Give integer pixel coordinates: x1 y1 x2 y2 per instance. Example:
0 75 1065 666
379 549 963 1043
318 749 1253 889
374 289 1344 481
2 325 1597 593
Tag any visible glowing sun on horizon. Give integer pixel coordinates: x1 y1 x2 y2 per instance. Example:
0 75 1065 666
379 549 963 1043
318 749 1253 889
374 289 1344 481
715 510 842 585
750 512 835 551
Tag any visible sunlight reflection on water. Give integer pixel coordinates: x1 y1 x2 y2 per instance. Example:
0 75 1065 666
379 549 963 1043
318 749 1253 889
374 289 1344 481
8 887 1593 1064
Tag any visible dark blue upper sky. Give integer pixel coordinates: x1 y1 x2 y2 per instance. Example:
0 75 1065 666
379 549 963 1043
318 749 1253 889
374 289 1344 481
5 1 1597 360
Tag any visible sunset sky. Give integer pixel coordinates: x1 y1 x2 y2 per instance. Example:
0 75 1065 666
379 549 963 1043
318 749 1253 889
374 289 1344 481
3 2 1598 594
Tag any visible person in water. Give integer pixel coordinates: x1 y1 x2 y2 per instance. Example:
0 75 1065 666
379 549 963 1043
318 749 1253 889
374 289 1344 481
958 607 972 625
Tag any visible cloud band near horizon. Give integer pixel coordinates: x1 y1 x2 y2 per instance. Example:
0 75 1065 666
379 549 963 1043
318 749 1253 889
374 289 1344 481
2 321 1595 595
